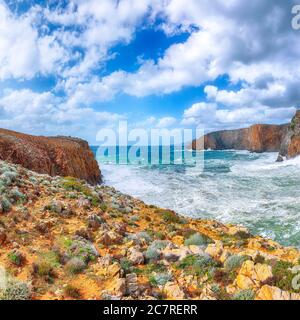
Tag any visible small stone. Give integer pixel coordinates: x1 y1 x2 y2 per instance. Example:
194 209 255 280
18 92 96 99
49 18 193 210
163 282 185 300
127 247 144 265
126 273 140 296
106 278 126 297
205 241 223 259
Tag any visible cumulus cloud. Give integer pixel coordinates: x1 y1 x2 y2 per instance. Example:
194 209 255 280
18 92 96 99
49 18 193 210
0 0 299 138
0 89 124 142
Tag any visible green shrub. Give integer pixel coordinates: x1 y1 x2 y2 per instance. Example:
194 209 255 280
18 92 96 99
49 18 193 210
184 233 212 246
61 177 99 206
224 255 248 272
149 273 173 286
0 280 31 300
0 196 11 213
8 250 25 266
272 261 297 292
161 210 183 224
120 258 133 274
33 261 54 277
233 289 255 300
177 254 217 276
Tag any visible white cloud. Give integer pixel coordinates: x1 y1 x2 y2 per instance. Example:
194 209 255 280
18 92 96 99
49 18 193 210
156 117 177 128
0 88 124 142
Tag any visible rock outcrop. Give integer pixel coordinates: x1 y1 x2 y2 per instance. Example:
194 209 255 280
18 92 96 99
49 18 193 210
191 124 289 153
278 110 300 159
191 110 300 160
0 128 101 184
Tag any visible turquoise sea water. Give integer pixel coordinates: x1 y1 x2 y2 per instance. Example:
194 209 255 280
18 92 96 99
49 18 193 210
92 147 300 247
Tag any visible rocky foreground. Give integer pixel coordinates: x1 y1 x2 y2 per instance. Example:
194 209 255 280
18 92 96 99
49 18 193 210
0 160 300 300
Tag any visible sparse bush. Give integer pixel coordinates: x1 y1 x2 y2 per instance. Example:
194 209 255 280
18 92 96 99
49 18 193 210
145 247 161 262
184 232 212 246
224 255 248 272
64 285 81 299
177 254 217 276
8 250 25 266
233 289 255 300
160 210 183 224
61 177 99 206
0 280 31 300
66 257 86 274
149 273 173 286
120 258 133 274
33 261 53 277
272 260 297 292
0 196 11 213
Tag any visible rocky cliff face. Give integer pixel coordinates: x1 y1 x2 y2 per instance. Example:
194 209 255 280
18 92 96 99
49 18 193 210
191 124 289 153
0 128 101 184
279 110 300 159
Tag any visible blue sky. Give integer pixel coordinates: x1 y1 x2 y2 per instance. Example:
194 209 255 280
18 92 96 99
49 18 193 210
0 0 299 143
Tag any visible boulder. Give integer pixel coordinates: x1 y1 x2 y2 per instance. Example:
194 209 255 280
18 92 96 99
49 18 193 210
256 285 300 300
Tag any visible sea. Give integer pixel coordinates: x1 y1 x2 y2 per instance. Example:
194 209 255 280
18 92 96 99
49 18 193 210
91 146 300 247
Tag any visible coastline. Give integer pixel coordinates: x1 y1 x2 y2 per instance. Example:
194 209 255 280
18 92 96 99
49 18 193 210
0 160 300 300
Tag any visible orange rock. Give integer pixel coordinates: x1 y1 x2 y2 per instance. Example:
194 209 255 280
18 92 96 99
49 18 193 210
0 128 101 184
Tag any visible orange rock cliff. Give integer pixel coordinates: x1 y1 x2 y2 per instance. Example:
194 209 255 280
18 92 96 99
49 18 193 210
191 110 300 160
0 128 101 185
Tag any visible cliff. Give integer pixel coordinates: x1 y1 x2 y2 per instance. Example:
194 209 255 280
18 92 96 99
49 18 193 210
191 124 289 153
0 128 101 185
279 110 300 159
191 111 300 160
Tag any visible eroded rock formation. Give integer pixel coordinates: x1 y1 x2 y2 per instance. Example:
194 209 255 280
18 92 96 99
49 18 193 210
191 110 300 160
0 128 101 184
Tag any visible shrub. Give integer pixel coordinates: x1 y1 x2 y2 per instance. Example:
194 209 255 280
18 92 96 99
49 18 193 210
177 254 217 276
8 250 25 266
99 203 108 212
144 240 169 262
144 247 161 262
224 255 248 272
272 261 297 292
149 273 173 286
66 257 86 274
120 258 133 274
161 210 183 224
61 177 99 206
0 196 11 213
184 233 212 246
0 280 31 300
64 285 82 299
9 188 26 204
33 261 53 277
233 289 255 300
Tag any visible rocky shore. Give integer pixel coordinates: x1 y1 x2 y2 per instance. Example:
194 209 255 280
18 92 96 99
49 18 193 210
0 160 299 300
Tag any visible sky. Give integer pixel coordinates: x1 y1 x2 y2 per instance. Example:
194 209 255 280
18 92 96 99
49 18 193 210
0 0 299 143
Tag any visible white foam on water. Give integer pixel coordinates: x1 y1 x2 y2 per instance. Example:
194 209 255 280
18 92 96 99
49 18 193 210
100 151 300 247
